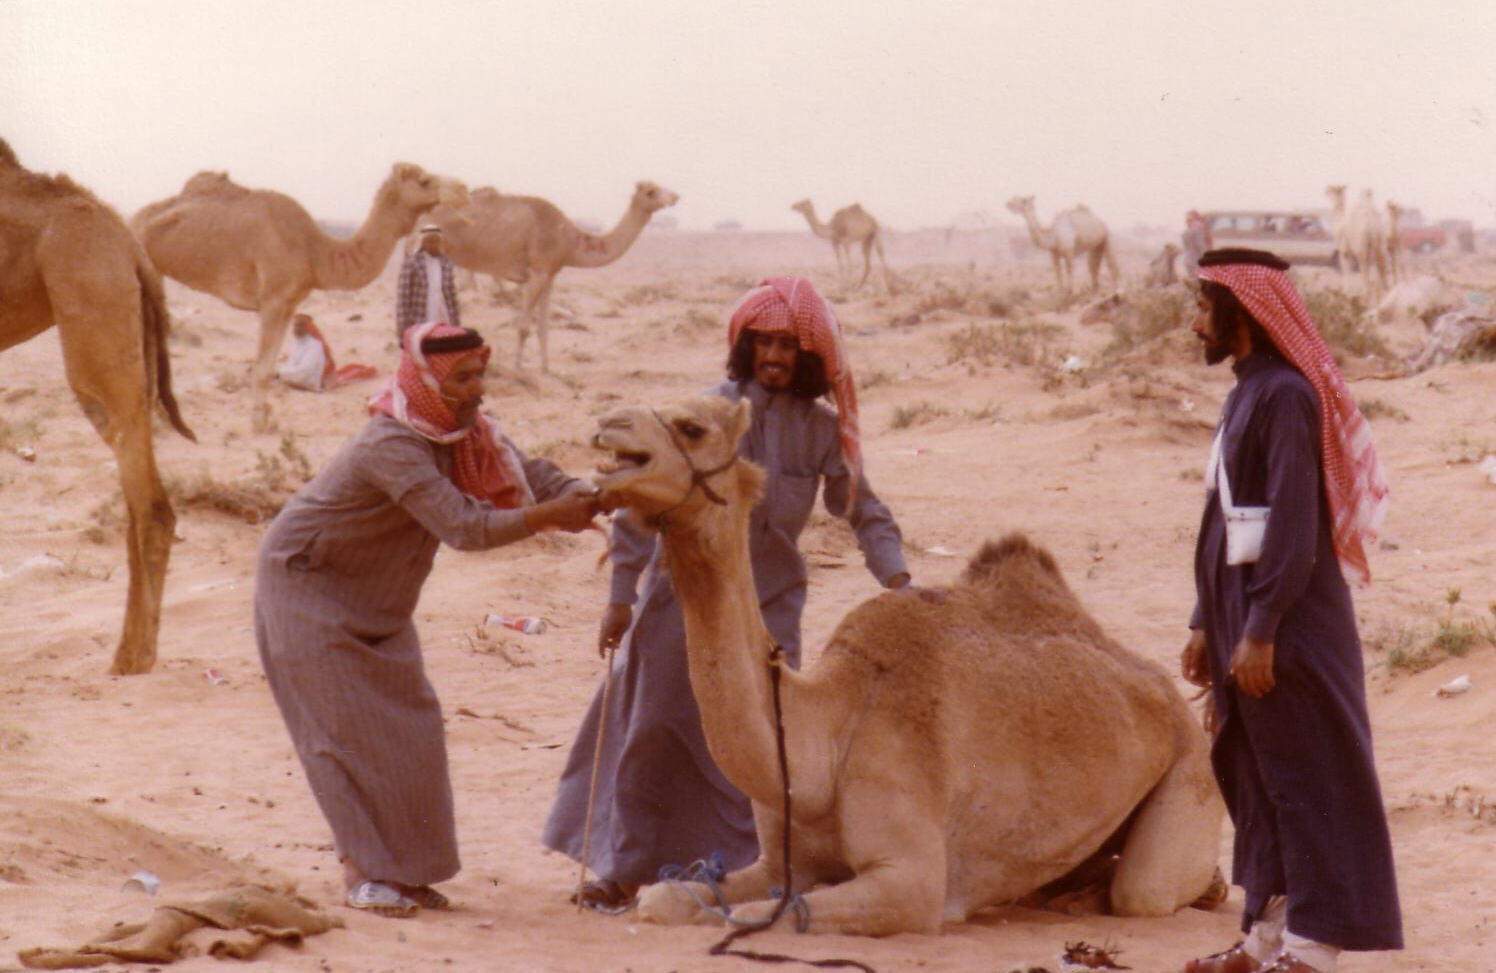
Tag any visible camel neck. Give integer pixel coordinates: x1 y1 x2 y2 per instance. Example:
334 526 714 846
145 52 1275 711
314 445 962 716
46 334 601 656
659 506 784 802
566 201 651 268
797 207 833 239
1018 208 1052 248
314 183 415 289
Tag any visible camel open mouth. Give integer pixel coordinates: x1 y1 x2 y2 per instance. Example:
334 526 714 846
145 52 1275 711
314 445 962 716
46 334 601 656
596 449 651 475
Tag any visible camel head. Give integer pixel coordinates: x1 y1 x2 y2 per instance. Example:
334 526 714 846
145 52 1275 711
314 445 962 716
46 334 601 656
790 198 814 216
591 396 762 519
1004 195 1034 216
385 163 470 219
1325 185 1346 206
632 181 680 215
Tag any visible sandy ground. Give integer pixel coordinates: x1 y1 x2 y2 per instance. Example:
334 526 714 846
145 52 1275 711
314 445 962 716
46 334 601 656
1 230 1493 973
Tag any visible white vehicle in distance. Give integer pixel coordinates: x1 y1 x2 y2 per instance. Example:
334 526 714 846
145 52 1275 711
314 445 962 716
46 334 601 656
1199 210 1340 268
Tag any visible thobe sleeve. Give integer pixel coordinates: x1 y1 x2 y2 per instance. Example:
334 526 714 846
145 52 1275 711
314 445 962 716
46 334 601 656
499 435 584 502
819 446 908 587
606 513 657 605
1241 385 1322 643
356 429 532 551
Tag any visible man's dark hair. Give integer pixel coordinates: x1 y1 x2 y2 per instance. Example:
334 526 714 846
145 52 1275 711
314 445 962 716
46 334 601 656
1199 280 1273 354
726 328 832 399
420 327 484 354
1198 247 1290 271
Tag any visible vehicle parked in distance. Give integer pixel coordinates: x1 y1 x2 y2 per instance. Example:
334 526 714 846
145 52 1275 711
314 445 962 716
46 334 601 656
1198 210 1339 267
1396 208 1447 253
1436 218 1475 253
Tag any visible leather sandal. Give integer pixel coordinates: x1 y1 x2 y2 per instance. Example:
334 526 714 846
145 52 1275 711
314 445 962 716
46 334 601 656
401 884 451 910
1260 953 1323 973
1183 942 1263 973
570 878 637 910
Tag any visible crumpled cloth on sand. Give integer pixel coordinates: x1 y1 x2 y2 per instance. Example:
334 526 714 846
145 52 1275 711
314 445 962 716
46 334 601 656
18 884 343 968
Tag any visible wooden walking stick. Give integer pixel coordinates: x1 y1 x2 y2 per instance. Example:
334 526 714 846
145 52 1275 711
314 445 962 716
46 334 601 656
576 638 618 911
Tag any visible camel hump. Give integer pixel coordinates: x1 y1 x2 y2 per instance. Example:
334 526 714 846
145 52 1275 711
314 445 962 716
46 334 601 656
0 137 18 168
961 532 1062 586
182 171 243 197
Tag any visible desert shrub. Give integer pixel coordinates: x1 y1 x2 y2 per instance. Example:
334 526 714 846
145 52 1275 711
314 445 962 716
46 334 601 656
889 401 949 430
0 418 41 451
1098 289 1190 361
1358 398 1410 423
944 319 1064 368
1301 288 1389 360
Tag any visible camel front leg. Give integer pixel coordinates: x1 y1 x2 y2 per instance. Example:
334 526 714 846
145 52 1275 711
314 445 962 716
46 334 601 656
533 276 556 373
730 792 947 935
855 239 873 290
250 302 296 434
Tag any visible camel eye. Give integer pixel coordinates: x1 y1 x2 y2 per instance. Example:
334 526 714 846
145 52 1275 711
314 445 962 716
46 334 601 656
676 420 706 440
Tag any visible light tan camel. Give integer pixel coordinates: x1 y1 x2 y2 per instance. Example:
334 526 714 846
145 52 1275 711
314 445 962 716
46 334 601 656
1006 196 1119 293
591 395 1223 935
132 164 467 431
1385 200 1405 284
1325 185 1388 301
790 199 894 292
0 138 195 675
423 182 679 372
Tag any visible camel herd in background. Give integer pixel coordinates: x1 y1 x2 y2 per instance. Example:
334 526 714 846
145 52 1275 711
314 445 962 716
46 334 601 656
0 133 1486 674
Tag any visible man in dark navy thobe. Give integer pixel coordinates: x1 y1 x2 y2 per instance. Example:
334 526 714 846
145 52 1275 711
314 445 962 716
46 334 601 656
1179 249 1402 973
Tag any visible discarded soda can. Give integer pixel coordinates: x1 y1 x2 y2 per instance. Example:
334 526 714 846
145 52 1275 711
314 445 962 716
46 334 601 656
202 668 228 685
485 614 547 635
1435 674 1472 698
121 870 160 895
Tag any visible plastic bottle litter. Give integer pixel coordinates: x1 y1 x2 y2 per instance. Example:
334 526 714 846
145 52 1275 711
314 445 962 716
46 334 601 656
1435 674 1472 698
121 870 160 895
485 614 548 635
202 668 228 685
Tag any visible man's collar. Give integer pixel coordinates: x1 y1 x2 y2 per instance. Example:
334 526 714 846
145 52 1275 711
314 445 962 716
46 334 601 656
1232 346 1283 378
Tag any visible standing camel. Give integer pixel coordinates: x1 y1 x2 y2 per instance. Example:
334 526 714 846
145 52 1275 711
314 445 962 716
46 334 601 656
1005 195 1118 293
132 164 467 432
422 182 678 372
592 395 1224 935
0 138 195 675
790 199 894 292
1325 185 1389 301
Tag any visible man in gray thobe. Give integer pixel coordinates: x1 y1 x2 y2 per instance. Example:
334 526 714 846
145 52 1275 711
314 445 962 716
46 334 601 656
543 277 909 907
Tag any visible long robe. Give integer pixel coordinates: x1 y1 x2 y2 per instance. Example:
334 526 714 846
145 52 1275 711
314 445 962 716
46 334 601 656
542 379 908 887
255 414 576 886
1191 351 1402 951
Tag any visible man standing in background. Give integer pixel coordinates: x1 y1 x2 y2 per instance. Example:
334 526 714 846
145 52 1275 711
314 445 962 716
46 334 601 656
396 224 461 338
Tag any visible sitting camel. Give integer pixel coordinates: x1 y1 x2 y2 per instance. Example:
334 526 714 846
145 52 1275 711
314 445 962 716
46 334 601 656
591 395 1223 935
1006 195 1119 293
790 199 895 293
1146 242 1181 287
132 163 467 432
0 138 195 675
422 181 679 372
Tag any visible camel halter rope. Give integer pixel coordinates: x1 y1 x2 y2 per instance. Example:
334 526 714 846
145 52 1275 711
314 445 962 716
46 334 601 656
641 408 739 529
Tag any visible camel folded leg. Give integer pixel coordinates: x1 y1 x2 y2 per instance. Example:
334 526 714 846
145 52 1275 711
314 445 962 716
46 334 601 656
1109 736 1224 916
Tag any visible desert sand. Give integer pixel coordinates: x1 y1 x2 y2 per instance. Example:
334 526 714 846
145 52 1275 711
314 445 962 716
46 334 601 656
1 229 1492 972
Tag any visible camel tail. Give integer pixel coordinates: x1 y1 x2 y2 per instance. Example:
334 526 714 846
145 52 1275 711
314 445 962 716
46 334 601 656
962 532 1062 586
137 265 196 442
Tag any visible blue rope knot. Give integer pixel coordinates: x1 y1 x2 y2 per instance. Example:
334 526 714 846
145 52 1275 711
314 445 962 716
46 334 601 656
768 885 812 933
656 851 732 916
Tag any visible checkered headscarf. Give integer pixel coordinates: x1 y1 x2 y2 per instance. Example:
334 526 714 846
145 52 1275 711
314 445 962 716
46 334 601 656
368 322 533 509
1197 261 1389 585
728 277 862 494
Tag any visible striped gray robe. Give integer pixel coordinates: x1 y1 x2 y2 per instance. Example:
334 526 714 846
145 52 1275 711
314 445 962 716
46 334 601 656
254 414 576 885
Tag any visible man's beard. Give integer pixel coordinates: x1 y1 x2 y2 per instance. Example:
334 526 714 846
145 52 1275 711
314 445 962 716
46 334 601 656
1202 338 1233 365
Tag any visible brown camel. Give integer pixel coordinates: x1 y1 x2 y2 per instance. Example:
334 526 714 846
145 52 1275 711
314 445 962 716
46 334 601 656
1006 195 1119 293
132 164 467 431
0 138 195 675
422 181 679 372
591 395 1224 935
790 198 894 292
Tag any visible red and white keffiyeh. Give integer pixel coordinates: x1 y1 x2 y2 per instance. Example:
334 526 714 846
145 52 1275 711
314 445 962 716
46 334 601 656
1197 262 1389 585
728 277 862 493
368 321 533 509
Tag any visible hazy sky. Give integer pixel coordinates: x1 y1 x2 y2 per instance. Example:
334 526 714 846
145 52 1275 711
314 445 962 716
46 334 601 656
5 0 1496 233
